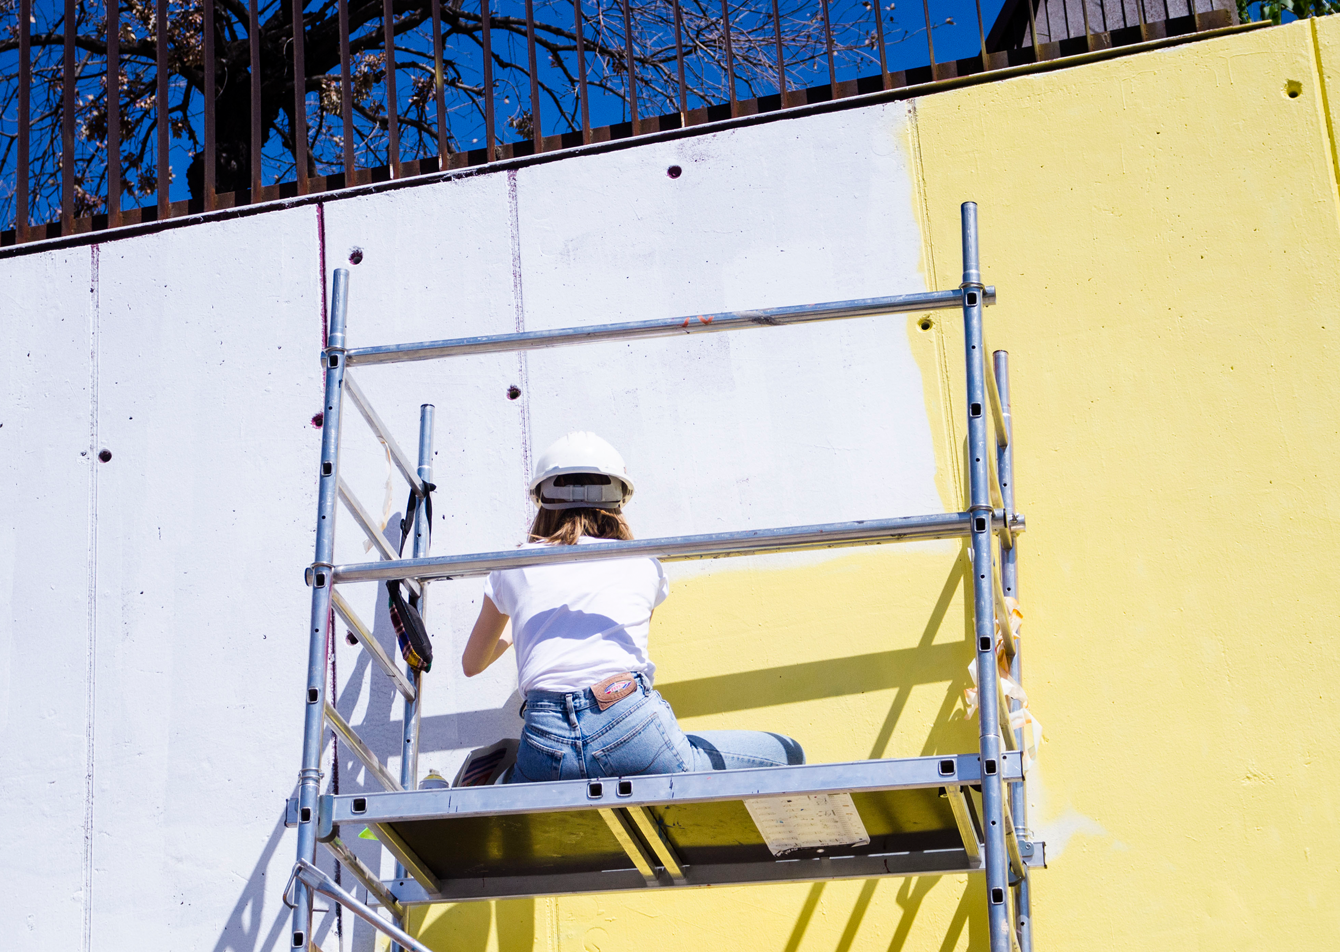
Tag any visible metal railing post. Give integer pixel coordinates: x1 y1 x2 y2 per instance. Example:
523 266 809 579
391 403 434 952
291 268 350 951
960 202 1011 952
995 349 1032 952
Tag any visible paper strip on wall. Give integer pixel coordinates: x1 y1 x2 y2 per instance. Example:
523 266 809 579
744 793 871 855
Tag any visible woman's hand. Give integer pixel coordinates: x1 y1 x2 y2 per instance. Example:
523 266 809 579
462 596 512 677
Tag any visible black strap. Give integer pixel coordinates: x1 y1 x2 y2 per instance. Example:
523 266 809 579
397 481 435 608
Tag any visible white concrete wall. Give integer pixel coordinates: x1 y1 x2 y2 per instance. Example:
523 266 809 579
1 101 946 951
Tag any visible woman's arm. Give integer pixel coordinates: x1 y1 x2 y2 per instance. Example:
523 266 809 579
462 596 512 677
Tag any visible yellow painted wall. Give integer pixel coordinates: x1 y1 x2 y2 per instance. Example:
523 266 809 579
407 18 1340 949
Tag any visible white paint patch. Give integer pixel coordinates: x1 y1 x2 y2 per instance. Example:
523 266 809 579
1033 808 1108 860
1 101 942 951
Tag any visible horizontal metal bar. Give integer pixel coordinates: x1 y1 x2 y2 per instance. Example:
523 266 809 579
986 354 1009 449
387 845 997 903
345 288 996 366
331 590 416 701
323 834 405 917
325 702 403 792
333 510 1025 584
319 754 1024 832
343 373 426 497
294 860 431 952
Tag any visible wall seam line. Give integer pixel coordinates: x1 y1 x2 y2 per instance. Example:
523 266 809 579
81 243 101 952
508 169 534 538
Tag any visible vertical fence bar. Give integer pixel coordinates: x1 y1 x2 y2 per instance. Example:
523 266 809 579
340 0 355 178
974 0 988 63
921 0 936 79
292 0 309 193
383 0 400 174
820 0 836 91
961 202 1011 952
524 0 542 151
61 0 75 232
1044 0 1055 44
432 0 448 161
291 268 349 952
1026 0 1040 60
204 0 217 209
994 351 1032 952
873 0 890 88
772 0 787 98
250 0 262 197
720 0 737 115
575 0 590 142
156 0 169 217
107 0 120 227
16 0 29 240
481 0 496 160
1098 0 1109 31
674 0 688 120
622 0 639 128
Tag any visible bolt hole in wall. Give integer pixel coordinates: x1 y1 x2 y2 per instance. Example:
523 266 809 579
506 385 522 400
667 165 683 179
919 319 933 331
97 449 112 462
348 248 364 265
1285 79 1303 98
310 412 325 428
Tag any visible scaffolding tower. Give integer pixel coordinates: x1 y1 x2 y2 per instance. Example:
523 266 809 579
285 202 1043 952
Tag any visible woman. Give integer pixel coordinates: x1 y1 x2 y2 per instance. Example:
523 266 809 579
462 431 805 783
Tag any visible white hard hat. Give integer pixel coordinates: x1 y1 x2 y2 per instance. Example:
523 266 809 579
529 431 635 511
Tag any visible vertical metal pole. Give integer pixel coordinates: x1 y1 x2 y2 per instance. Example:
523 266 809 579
961 202 1011 952
820 0 836 92
995 350 1032 952
389 404 434 952
673 0 688 120
292 0 309 193
156 0 169 218
622 0 639 129
108 0 121 228
575 0 590 143
250 0 263 198
61 0 75 233
921 0 936 79
204 0 217 210
481 0 496 161
291 268 350 951
341 0 356 178
383 0 401 174
720 0 737 116
524 0 542 151
16 0 29 240
772 0 787 98
432 0 448 161
872 0 890 89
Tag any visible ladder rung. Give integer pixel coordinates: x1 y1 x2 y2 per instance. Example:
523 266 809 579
325 701 403 793
331 590 416 702
322 834 405 917
344 373 427 497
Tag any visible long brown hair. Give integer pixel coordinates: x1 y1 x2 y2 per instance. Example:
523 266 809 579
528 507 633 545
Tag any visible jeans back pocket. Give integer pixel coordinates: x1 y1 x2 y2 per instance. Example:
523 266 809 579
591 712 686 777
512 731 567 783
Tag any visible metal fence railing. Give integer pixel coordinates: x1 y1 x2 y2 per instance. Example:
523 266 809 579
0 0 1238 246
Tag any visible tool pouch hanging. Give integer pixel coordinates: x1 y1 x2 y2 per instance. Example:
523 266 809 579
387 481 436 673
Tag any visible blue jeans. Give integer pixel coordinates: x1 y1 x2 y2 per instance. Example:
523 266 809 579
507 676 805 783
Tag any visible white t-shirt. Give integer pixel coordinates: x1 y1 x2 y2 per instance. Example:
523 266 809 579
483 538 669 695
